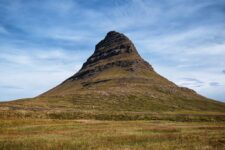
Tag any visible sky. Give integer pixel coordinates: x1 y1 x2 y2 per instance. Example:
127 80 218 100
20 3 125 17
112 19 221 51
0 0 225 102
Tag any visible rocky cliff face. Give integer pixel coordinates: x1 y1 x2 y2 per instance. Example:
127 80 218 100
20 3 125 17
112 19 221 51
69 31 153 80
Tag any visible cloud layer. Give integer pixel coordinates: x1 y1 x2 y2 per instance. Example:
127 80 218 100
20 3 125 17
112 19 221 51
0 0 225 102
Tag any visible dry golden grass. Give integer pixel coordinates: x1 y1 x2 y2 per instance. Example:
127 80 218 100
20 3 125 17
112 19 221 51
0 119 225 150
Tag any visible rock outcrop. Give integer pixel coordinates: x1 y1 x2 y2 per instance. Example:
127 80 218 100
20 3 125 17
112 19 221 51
69 31 153 80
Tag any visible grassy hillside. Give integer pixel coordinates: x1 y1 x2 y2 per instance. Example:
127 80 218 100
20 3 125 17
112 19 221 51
1 68 225 121
37 67 225 112
1 96 225 121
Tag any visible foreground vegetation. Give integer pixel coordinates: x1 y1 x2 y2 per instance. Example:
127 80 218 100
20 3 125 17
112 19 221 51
0 119 225 150
1 95 225 122
1 92 225 149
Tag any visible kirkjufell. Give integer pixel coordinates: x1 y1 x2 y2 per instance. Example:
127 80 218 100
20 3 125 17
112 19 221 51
1 31 225 118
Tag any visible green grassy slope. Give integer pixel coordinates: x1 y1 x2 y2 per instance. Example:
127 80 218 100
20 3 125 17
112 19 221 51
38 67 225 112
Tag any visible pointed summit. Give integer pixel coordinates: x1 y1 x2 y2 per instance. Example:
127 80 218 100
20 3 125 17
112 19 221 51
69 31 153 80
95 31 138 55
95 31 132 53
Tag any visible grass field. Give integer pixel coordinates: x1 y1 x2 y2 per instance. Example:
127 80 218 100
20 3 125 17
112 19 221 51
0 119 225 150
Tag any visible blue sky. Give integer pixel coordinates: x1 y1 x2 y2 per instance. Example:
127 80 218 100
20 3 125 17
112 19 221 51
0 0 225 102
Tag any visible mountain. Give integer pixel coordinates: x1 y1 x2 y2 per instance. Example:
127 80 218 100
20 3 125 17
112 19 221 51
1 31 225 120
38 31 224 111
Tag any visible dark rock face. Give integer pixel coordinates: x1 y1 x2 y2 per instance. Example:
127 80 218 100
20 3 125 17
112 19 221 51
69 31 153 80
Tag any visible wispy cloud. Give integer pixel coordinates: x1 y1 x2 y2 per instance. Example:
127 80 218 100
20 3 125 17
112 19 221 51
179 78 204 88
209 82 223 87
0 25 8 34
222 70 225 74
0 85 23 90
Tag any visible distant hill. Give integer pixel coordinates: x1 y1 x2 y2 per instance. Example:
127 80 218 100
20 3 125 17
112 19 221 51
1 31 225 120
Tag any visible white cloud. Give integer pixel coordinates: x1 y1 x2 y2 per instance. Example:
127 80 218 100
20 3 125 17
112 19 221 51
0 46 86 101
41 28 96 42
0 53 32 65
0 26 8 34
154 65 225 102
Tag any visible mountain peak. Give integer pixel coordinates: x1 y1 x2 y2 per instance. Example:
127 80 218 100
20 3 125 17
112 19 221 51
106 30 122 37
95 31 131 53
69 31 153 80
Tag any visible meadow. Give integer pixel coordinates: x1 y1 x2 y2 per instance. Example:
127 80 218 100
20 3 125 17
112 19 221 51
1 94 225 150
0 119 225 150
